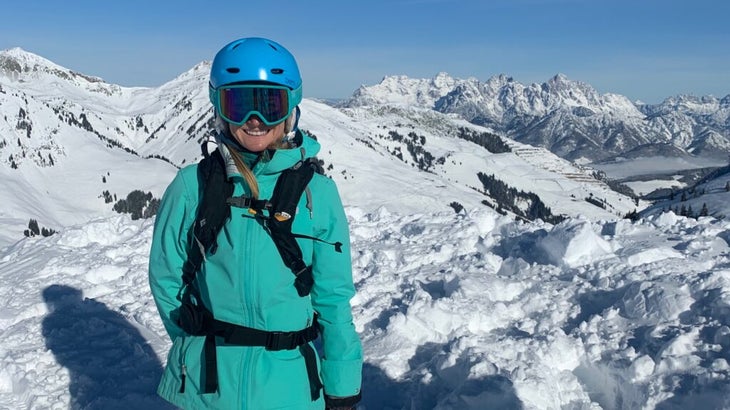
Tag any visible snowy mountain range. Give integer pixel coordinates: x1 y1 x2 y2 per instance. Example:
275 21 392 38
0 47 649 248
342 72 730 163
1 47 729 248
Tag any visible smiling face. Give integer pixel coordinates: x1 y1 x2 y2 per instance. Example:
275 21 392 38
229 115 287 152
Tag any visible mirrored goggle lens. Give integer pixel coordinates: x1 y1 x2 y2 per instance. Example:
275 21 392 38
218 87 290 124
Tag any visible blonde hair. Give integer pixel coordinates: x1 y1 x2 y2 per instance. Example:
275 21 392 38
227 146 261 198
225 138 294 200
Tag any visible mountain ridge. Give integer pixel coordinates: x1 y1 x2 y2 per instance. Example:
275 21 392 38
342 72 730 163
2 47 727 248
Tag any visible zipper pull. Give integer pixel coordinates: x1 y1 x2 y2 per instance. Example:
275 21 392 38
179 364 187 393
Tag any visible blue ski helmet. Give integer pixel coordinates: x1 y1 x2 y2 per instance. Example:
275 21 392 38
209 37 302 107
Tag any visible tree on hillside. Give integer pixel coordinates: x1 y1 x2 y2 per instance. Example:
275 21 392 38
699 203 709 217
27 219 39 236
24 218 56 237
113 190 160 220
449 201 464 214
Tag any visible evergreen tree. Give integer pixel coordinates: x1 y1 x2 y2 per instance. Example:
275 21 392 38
143 198 161 219
624 209 639 221
700 203 709 217
449 201 464 214
28 219 40 236
41 227 57 237
113 190 160 220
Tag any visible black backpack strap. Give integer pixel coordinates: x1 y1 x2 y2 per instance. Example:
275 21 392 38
267 159 317 296
178 305 322 397
177 147 235 395
181 148 233 285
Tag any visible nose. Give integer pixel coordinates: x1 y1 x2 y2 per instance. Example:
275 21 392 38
246 114 263 125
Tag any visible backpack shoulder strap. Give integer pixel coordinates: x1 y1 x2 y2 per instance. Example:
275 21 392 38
265 155 342 296
181 148 233 286
266 158 318 296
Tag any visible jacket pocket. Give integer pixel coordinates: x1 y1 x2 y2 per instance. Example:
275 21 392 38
251 344 322 408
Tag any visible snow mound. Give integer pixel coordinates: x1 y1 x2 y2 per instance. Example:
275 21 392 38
537 218 615 267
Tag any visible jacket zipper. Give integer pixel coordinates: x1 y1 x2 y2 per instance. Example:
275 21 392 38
179 364 187 393
178 336 191 393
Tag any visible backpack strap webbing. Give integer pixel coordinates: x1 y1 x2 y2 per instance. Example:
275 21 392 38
181 149 233 286
267 159 317 296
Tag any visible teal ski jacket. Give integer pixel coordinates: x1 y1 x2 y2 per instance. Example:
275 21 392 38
148 133 363 409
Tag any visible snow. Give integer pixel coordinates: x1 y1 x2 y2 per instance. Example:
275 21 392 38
2 47 730 409
1 206 729 409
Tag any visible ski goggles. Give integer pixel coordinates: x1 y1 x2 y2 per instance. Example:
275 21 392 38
210 84 301 126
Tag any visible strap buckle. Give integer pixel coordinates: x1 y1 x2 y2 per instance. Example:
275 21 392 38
226 196 253 208
266 331 298 350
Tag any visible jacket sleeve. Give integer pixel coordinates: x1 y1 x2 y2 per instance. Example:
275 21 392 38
310 176 363 399
148 168 196 340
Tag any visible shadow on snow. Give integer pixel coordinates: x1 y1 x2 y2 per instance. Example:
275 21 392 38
41 284 173 410
361 343 523 410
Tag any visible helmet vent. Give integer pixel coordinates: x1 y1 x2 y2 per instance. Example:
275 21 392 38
226 68 240 73
271 68 284 74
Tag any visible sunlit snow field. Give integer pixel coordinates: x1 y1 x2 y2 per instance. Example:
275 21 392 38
1 206 728 409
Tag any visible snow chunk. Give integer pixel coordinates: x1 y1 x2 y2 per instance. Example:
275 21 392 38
620 281 692 321
625 247 683 267
0 369 12 394
650 211 681 228
629 355 655 383
537 219 614 267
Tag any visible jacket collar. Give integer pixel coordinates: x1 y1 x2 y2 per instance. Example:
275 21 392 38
214 130 321 179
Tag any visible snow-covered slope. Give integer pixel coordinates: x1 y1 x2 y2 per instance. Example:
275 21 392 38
327 103 640 221
0 51 178 246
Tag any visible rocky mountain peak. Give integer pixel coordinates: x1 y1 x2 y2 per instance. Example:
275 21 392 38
341 72 468 108
346 72 728 162
0 47 104 84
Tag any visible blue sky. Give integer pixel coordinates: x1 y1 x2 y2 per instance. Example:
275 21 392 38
1 0 728 104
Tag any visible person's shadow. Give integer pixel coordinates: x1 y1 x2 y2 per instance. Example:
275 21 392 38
41 284 174 409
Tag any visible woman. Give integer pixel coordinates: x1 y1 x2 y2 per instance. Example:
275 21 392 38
149 37 363 409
